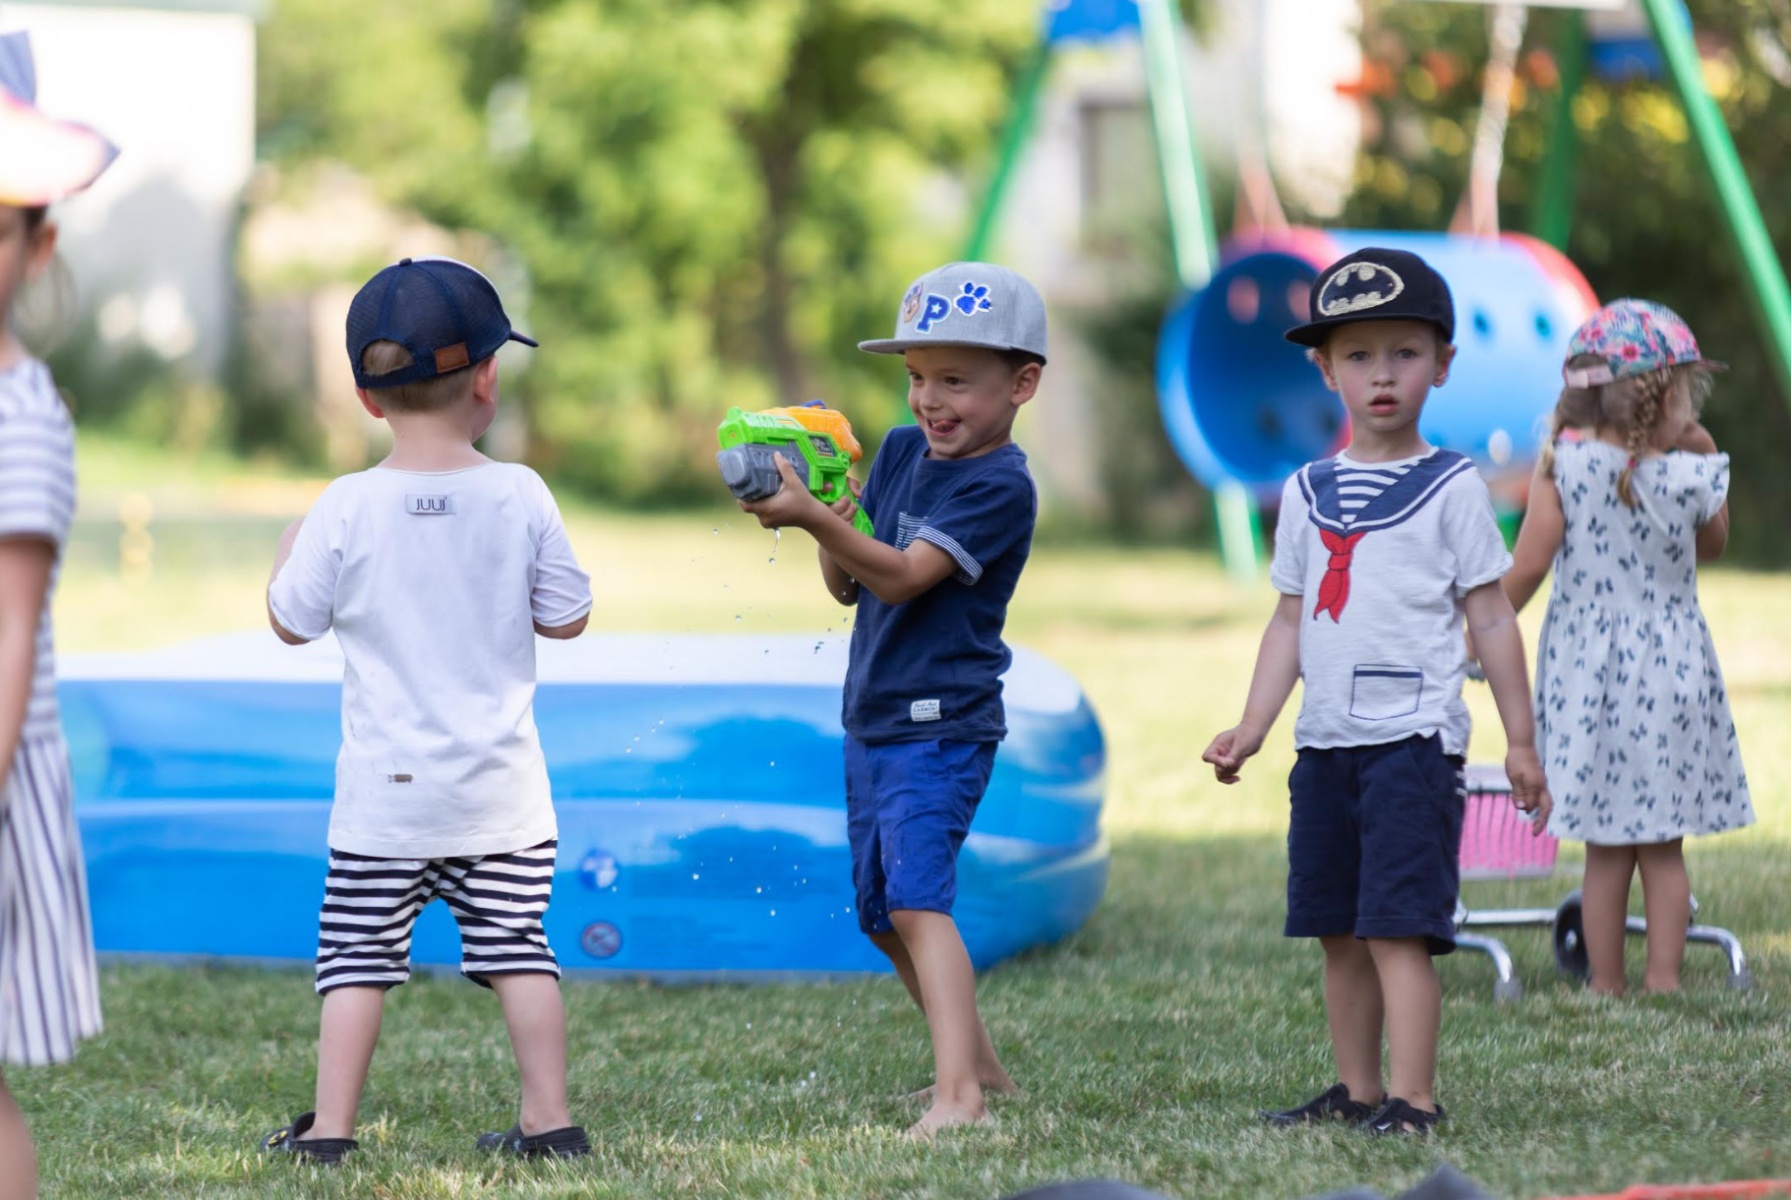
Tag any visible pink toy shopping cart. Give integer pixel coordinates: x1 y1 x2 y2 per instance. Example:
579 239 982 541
1454 765 1751 1003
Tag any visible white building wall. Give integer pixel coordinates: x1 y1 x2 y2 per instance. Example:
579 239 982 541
1 3 256 374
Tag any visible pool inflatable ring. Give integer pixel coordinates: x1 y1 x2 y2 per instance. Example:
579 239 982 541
61 633 1109 977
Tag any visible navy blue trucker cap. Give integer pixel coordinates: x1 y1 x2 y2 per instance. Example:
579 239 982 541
346 257 537 389
1283 247 1454 348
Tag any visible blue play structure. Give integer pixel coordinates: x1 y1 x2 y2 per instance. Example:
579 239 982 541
61 633 1108 977
1156 229 1599 499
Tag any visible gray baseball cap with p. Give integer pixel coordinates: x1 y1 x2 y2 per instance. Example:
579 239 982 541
858 261 1048 363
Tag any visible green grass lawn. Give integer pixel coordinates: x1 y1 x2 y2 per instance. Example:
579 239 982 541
18 433 1791 1198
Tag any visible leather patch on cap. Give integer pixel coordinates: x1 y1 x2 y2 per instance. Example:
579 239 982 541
434 343 471 372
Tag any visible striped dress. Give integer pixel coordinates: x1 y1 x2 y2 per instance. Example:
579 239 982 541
0 357 102 1066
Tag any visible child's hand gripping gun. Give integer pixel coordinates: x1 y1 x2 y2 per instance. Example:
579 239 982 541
716 402 874 537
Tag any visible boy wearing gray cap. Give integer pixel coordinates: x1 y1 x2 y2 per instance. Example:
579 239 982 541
739 261 1044 1138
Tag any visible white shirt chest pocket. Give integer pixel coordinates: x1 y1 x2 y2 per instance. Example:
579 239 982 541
1350 664 1424 721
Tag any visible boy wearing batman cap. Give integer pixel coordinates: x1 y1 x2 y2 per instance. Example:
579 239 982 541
1203 248 1551 1135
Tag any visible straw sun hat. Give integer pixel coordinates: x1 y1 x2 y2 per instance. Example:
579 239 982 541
0 30 117 206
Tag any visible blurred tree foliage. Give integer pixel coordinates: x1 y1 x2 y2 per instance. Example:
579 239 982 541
1334 0 1791 565
258 0 1035 503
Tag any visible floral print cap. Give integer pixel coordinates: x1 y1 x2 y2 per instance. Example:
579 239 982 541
1563 298 1724 388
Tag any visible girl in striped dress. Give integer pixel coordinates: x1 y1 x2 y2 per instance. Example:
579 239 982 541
1 29 116 1196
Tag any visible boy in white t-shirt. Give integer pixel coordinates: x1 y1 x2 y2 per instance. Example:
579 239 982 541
260 258 594 1164
1202 248 1551 1135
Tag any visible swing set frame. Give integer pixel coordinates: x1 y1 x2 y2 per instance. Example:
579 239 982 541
966 0 1791 577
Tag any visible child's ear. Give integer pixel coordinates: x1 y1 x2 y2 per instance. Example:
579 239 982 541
1010 361 1042 408
355 387 385 420
1309 347 1340 393
1433 342 1457 387
472 355 500 404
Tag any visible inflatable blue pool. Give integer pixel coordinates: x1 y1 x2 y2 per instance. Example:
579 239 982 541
60 633 1108 978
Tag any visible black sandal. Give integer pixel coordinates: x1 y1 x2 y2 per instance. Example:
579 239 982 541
260 1111 358 1164
476 1123 592 1158
1361 1096 1446 1136
1260 1083 1377 1126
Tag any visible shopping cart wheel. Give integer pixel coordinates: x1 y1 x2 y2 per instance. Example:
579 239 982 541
1553 890 1590 981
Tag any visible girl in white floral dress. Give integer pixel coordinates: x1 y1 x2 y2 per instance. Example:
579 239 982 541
1503 299 1752 995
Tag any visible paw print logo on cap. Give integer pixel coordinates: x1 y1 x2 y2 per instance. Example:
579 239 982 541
955 282 994 317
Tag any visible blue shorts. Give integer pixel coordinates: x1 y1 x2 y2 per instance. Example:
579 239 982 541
843 737 997 936
1285 734 1465 955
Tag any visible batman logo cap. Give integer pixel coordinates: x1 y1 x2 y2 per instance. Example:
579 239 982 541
1283 247 1454 347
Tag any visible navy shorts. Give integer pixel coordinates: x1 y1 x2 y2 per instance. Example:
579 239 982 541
843 737 997 936
1285 734 1465 955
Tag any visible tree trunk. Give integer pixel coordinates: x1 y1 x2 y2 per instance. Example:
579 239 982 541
753 126 810 406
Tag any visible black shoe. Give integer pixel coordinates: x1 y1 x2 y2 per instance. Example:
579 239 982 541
476 1123 592 1158
260 1112 358 1165
1260 1083 1377 1126
1361 1096 1446 1136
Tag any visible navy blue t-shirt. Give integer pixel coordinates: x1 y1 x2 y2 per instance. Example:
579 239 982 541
841 425 1037 744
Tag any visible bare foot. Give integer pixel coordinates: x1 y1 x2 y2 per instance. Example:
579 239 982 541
903 1101 990 1141
982 1066 1020 1096
899 1074 1021 1103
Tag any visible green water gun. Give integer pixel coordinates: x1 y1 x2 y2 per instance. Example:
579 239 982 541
716 402 874 537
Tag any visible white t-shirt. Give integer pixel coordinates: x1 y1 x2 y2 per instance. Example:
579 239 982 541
1270 448 1511 755
268 462 592 858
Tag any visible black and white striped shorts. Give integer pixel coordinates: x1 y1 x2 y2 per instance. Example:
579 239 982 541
315 839 560 993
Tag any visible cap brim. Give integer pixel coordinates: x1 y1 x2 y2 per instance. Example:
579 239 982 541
507 330 539 349
1283 313 1453 348
857 337 1046 363
1282 321 1330 348
0 91 118 205
1566 358 1730 388
857 337 928 355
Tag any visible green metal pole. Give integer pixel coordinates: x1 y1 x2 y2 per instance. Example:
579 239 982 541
1640 0 1791 401
1530 9 1584 250
1137 0 1217 290
1138 0 1259 581
964 40 1050 262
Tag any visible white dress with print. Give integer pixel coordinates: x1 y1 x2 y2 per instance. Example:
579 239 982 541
1536 439 1753 845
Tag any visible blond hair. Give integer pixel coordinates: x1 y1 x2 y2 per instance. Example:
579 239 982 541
1540 354 1714 506
359 340 478 413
